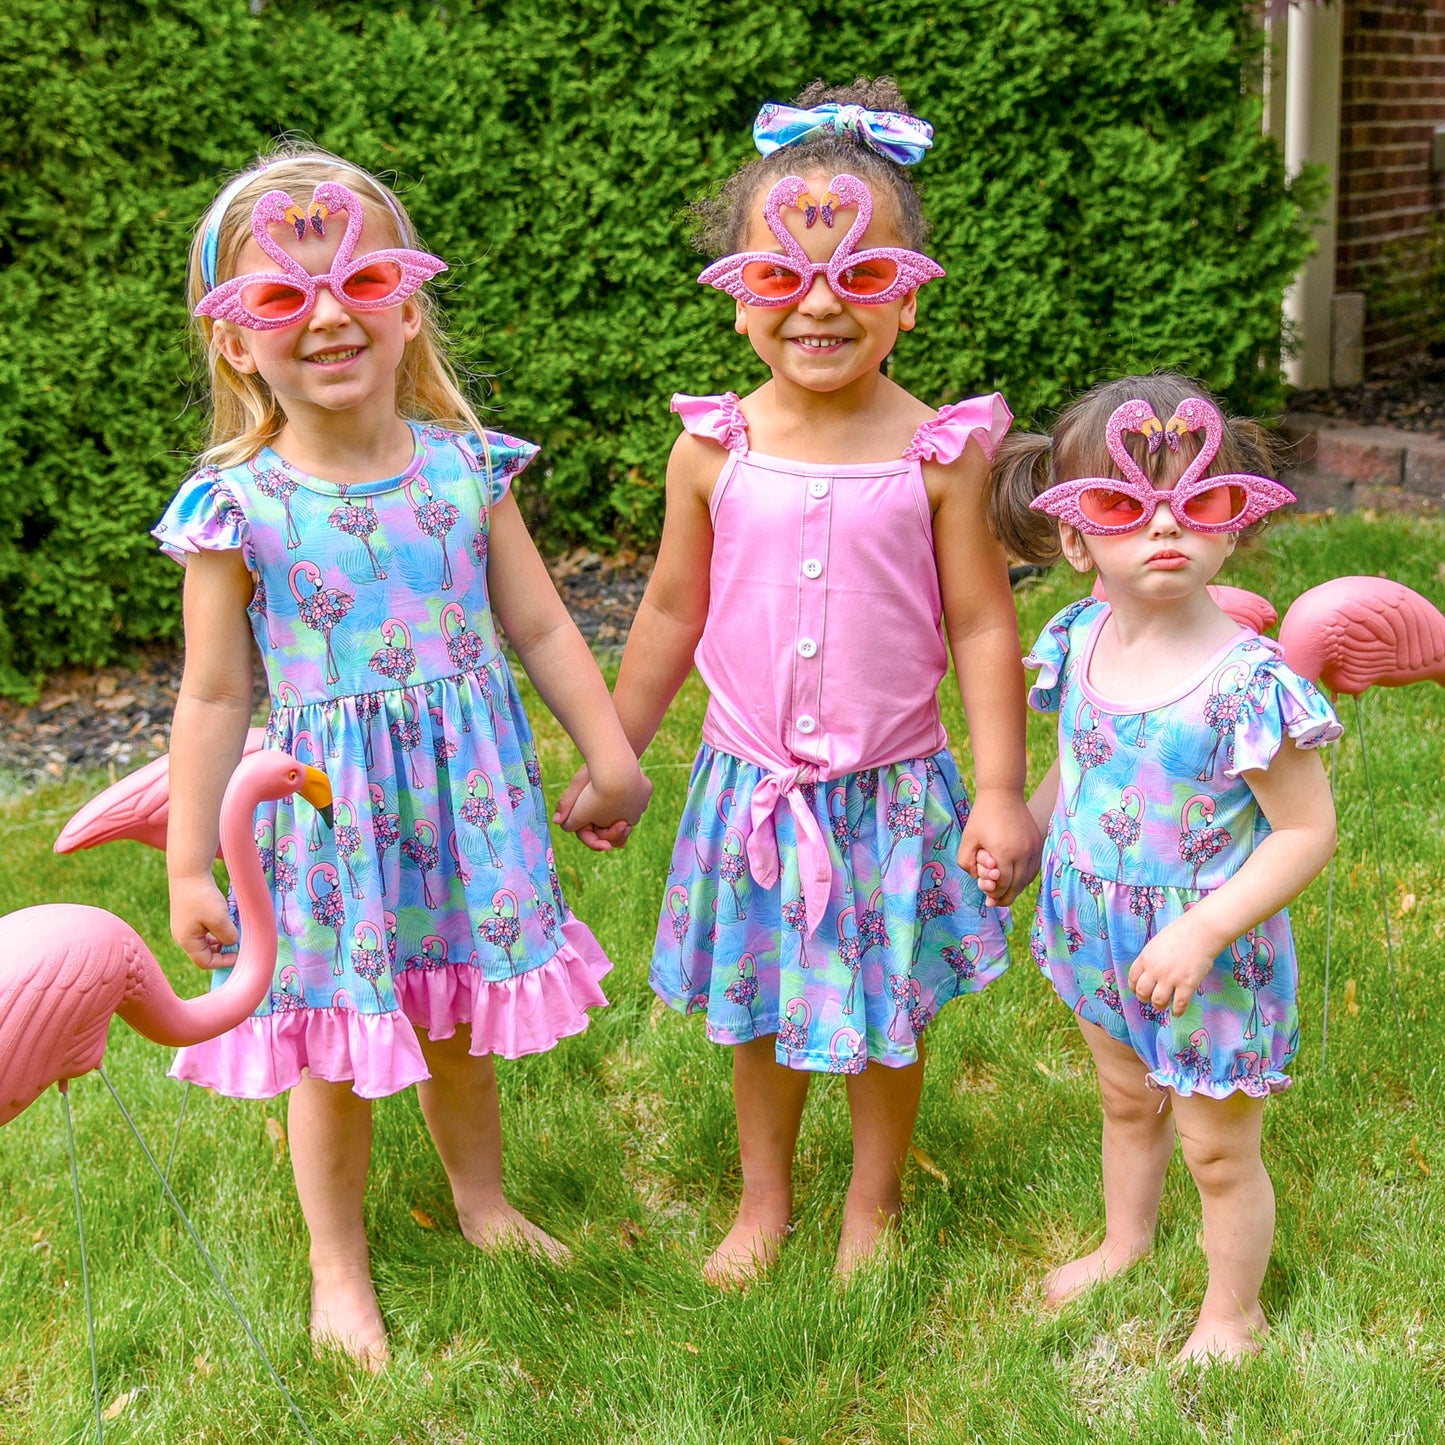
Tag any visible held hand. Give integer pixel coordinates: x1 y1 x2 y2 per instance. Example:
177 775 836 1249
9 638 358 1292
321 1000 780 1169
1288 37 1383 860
557 764 652 853
169 874 239 970
552 764 592 831
957 792 1042 908
1127 918 1219 1018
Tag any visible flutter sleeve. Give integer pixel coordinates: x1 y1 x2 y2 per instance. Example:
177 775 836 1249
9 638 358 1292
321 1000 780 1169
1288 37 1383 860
1024 598 1100 713
1228 656 1343 776
151 467 252 568
671 392 749 453
903 392 1014 465
461 430 540 507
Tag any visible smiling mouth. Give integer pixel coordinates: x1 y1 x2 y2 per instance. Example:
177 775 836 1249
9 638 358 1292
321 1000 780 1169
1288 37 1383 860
789 336 848 350
304 347 362 365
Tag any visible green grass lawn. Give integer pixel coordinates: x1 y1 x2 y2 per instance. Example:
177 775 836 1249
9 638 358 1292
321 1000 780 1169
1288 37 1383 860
1 512 1443 1444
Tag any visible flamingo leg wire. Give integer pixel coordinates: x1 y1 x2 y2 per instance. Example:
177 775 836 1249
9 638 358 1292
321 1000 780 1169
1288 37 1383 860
96 1069 321 1445
1320 744 1336 1068
1352 695 1404 1034
155 1081 191 1217
61 1087 105 1445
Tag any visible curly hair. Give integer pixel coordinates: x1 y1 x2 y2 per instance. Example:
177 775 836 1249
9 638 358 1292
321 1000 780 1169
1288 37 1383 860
690 76 930 257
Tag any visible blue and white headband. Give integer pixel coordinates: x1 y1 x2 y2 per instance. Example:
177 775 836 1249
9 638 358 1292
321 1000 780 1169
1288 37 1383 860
751 102 935 167
198 158 410 291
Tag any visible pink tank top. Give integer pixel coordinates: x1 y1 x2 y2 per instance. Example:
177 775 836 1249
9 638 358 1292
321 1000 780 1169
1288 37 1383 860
674 390 1012 930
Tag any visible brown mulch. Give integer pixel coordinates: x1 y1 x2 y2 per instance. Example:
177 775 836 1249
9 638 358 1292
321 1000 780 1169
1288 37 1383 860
0 549 654 788
1287 360 1445 439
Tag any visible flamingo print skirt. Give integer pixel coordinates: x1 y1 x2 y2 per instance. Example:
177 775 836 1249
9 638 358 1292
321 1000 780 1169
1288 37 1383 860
650 744 1011 1073
1026 597 1342 1098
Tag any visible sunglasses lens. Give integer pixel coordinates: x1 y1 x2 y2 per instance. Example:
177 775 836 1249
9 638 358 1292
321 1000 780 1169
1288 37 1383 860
1079 488 1147 527
341 260 405 305
1182 485 1248 527
740 259 804 301
239 280 308 321
836 258 899 298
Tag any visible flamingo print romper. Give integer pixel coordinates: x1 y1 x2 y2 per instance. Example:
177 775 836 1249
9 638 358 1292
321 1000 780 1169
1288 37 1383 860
1027 597 1342 1097
650 392 1014 1075
152 426 612 1098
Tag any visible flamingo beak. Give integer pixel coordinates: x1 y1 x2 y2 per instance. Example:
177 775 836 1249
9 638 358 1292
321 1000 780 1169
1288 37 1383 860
794 191 819 228
1162 417 1187 454
1141 415 1166 454
299 764 334 827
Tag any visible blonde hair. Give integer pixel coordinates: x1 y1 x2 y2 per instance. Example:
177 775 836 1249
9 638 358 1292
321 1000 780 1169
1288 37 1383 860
989 372 1281 566
187 140 483 467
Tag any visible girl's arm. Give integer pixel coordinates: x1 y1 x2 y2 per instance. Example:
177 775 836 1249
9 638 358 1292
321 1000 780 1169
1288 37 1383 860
929 443 1042 906
552 431 717 823
486 491 651 845
1128 738 1338 1016
166 549 257 967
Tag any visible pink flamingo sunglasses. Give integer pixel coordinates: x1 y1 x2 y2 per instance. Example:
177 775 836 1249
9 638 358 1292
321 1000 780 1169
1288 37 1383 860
194 181 447 331
697 172 944 308
1030 397 1296 536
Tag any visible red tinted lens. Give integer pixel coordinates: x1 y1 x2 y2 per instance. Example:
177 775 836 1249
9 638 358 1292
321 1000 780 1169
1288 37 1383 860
341 261 404 305
1182 485 1247 527
740 259 805 300
240 280 308 321
1079 488 1148 527
835 257 900 298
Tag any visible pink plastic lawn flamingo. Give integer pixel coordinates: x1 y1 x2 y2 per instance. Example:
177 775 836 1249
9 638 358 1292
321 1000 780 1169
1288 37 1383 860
1279 575 1445 1057
54 728 268 857
0 750 330 1128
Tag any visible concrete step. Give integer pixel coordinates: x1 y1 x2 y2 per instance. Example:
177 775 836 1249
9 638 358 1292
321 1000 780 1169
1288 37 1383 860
1277 411 1445 513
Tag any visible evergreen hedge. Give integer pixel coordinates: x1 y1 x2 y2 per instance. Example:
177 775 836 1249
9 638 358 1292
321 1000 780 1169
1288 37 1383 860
0 0 1319 698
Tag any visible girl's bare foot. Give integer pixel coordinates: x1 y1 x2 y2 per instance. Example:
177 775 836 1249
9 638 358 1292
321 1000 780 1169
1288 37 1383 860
1175 1304 1268 1364
458 1198 571 1262
702 1201 791 1287
310 1264 389 1371
834 1199 900 1279
1042 1237 1151 1305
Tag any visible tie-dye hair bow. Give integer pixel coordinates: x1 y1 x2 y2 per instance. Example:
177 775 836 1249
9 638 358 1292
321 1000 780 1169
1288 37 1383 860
751 102 935 166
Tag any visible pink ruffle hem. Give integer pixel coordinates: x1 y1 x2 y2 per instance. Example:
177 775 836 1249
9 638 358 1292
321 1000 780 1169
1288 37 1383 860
170 917 611 1099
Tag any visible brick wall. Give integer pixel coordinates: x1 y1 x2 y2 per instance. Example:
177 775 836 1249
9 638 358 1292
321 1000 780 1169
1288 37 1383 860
1335 0 1445 373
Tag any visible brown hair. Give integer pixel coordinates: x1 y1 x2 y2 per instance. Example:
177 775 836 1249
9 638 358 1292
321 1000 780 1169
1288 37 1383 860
989 373 1281 566
691 76 930 257
187 139 483 467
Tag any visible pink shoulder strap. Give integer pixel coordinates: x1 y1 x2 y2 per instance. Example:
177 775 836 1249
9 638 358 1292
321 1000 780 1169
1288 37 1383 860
671 392 750 454
903 391 1013 465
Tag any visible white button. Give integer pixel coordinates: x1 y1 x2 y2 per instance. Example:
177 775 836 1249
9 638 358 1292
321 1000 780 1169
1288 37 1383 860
808 479 829 498
797 637 818 658
803 558 823 578
796 714 817 734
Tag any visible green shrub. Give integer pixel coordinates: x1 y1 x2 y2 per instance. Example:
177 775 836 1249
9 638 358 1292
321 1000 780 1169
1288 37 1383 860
0 0 1317 698
1367 217 1445 363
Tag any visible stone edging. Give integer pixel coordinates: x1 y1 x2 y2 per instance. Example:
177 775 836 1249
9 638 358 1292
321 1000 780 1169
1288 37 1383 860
1276 413 1445 513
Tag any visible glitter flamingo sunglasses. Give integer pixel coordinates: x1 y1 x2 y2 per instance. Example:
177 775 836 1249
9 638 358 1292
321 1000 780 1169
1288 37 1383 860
195 181 447 331
1030 397 1296 535
697 172 944 308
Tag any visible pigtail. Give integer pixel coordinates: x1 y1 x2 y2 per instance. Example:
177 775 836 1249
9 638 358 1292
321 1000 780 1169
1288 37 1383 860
989 430 1062 567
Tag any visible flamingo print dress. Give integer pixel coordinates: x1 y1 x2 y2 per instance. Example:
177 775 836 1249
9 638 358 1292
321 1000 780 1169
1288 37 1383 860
650 392 1014 1074
1027 597 1342 1098
152 426 611 1099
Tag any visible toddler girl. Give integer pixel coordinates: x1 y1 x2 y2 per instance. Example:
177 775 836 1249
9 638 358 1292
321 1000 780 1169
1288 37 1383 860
157 144 649 1366
987 372 1339 1360
559 79 1038 1281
